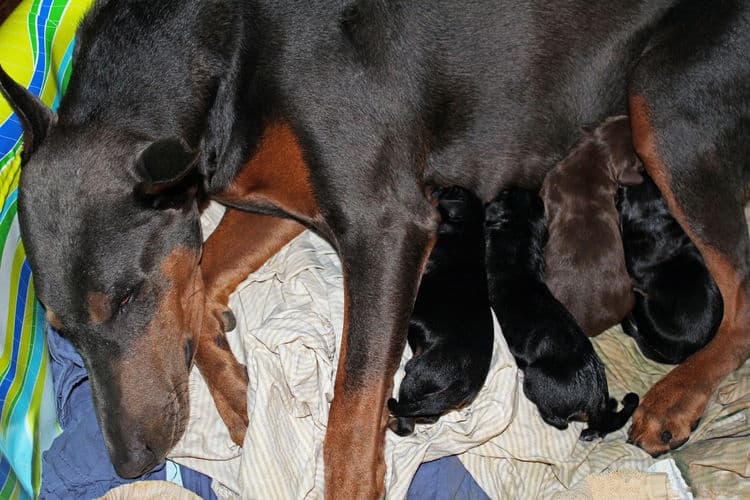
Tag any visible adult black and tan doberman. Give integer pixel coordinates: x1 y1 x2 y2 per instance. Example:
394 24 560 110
1 0 748 497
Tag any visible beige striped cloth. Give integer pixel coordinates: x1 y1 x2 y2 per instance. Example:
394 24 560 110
168 203 749 499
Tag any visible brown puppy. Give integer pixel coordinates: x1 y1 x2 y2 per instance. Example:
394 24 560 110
541 115 642 337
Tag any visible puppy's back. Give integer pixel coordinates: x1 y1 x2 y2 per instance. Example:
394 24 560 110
389 186 493 435
541 115 639 336
485 188 638 438
618 175 722 364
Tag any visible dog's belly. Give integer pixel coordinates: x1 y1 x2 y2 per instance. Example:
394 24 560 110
264 0 679 207
409 0 680 201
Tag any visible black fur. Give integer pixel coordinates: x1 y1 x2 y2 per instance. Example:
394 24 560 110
618 174 723 365
1 0 746 481
485 188 638 440
387 187 493 436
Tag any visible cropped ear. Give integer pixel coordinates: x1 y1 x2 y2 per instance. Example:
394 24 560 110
0 64 56 163
134 138 201 210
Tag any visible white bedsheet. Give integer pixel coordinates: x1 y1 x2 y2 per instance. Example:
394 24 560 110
168 203 659 499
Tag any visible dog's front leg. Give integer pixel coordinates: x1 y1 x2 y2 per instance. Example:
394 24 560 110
323 206 439 498
195 208 305 445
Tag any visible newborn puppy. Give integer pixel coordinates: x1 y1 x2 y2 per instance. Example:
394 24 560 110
618 174 723 364
541 115 643 337
388 186 494 436
485 187 638 440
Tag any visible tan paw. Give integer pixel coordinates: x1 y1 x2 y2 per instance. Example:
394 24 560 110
627 373 708 456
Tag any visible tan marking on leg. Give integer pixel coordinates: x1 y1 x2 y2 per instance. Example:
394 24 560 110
324 229 437 498
628 95 750 455
219 122 320 223
196 209 303 445
201 209 304 304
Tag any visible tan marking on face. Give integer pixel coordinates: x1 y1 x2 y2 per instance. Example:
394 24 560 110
87 291 113 324
46 308 63 330
112 246 204 454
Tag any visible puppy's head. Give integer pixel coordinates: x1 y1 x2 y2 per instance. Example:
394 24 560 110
484 187 546 245
432 186 483 232
2 67 206 478
595 115 644 186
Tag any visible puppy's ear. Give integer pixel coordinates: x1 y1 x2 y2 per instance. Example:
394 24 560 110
134 138 202 210
0 65 56 164
614 158 644 186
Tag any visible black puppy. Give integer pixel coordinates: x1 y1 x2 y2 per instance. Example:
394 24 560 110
485 187 638 440
618 174 723 365
388 187 493 436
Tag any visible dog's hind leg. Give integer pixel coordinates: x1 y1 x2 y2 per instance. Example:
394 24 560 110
626 1 750 456
195 208 304 445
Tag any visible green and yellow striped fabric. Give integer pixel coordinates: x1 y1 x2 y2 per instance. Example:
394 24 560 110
0 1 93 498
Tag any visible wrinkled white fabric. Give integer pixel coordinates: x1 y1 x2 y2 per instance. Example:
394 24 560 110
169 203 663 499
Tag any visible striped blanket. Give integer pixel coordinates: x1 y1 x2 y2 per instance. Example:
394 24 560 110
0 1 93 498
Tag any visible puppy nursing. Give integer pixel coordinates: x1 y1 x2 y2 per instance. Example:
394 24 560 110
618 174 722 364
388 187 494 436
485 188 638 440
542 115 643 337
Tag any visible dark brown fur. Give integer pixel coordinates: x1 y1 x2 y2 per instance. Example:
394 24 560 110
541 115 642 337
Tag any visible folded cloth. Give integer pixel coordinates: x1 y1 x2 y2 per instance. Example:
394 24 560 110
41 326 216 500
406 456 489 500
171 204 498 497
170 203 653 499
552 469 683 500
98 480 201 500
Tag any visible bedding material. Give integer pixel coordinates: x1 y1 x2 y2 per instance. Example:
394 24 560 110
40 326 216 499
172 203 750 499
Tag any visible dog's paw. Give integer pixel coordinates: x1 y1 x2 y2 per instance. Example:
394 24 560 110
211 361 250 446
579 428 602 441
627 372 708 456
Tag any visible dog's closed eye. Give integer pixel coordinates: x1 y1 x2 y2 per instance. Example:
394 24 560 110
119 292 132 308
116 282 143 316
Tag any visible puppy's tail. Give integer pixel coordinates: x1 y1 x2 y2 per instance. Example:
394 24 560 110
580 392 639 441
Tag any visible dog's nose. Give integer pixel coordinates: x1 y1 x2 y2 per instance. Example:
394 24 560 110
112 444 160 479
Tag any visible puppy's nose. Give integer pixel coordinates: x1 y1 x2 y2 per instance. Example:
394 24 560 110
113 444 159 479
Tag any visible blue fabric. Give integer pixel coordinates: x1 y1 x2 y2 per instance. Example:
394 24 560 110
41 325 215 499
408 456 490 500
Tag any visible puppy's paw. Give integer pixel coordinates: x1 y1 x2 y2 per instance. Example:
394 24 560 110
387 397 399 413
580 428 602 441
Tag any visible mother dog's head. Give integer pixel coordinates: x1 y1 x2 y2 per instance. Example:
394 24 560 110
0 0 251 477
2 64 206 477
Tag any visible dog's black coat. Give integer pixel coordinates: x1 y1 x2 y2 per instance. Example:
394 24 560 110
618 175 723 365
1 0 748 482
387 187 493 436
485 188 638 440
